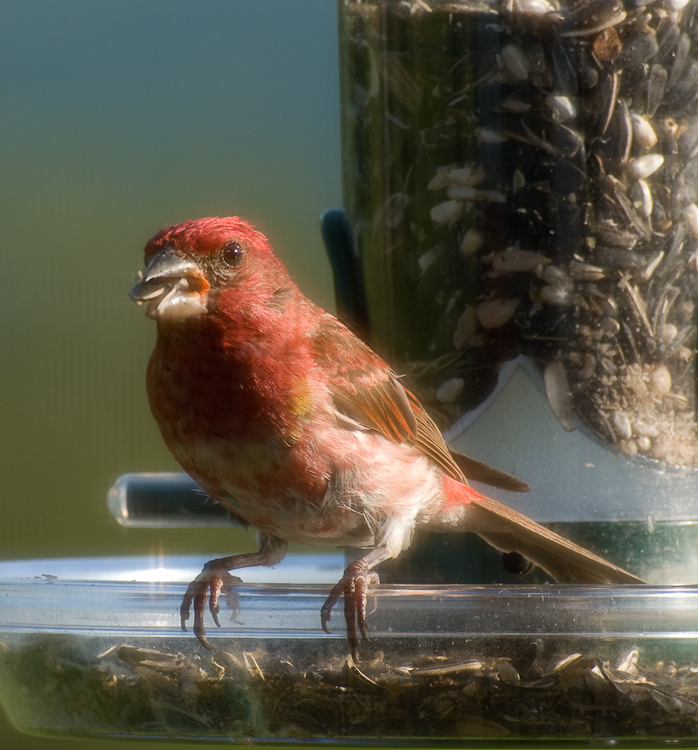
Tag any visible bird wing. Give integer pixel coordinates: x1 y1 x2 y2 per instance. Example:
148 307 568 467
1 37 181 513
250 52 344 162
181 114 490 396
310 314 418 442
449 449 530 492
311 314 497 485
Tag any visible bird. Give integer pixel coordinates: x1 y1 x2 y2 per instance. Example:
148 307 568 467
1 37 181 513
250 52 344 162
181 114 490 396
130 216 644 658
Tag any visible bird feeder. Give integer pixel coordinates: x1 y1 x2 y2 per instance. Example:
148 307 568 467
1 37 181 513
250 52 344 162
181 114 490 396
336 0 698 585
3 0 698 744
0 554 696 741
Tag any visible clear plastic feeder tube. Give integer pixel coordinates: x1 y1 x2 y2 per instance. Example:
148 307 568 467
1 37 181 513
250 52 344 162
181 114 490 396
338 0 698 580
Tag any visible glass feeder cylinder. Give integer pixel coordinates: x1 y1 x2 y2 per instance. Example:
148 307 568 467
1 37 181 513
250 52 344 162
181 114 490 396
338 0 698 584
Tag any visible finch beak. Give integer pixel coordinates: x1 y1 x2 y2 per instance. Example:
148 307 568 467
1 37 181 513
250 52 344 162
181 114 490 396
130 246 210 322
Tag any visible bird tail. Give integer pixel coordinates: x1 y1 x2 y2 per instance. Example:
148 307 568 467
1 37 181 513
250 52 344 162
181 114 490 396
435 477 644 584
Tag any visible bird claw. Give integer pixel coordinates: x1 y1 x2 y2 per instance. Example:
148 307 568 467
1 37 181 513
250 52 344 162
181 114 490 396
180 563 242 649
321 566 380 661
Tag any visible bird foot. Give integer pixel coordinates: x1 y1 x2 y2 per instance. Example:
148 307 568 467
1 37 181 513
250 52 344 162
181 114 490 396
321 564 380 661
180 560 242 649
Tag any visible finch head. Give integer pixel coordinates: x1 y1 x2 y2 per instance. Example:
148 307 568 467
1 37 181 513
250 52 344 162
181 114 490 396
130 216 289 323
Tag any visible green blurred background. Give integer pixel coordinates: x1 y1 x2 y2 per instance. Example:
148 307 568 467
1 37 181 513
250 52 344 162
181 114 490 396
0 1 339 746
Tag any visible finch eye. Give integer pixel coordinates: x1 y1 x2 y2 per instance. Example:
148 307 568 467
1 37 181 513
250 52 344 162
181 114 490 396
221 241 244 268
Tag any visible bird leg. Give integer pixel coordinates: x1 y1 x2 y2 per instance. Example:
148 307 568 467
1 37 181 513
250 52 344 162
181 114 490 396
181 534 287 649
321 546 391 660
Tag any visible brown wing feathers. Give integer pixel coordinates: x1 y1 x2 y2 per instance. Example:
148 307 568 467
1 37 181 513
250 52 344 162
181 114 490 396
313 314 528 493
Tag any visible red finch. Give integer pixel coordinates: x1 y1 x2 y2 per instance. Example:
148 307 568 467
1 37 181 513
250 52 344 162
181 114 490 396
130 216 643 658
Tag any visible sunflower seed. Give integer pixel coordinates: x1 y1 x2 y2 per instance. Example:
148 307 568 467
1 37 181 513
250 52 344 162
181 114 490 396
560 0 626 37
475 298 521 328
501 43 530 80
631 113 658 149
626 154 664 178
